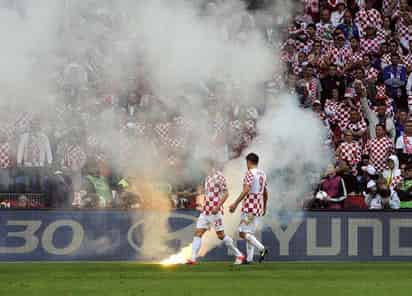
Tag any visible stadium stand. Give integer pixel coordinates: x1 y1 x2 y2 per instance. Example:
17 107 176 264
1 0 412 210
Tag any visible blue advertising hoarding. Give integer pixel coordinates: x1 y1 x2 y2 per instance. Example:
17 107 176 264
0 210 412 261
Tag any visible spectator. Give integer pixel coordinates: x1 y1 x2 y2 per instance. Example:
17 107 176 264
44 170 73 208
337 160 359 194
396 120 412 164
383 53 408 108
363 124 395 173
311 165 348 209
297 64 322 107
336 130 362 171
80 161 113 208
55 130 87 191
395 109 409 138
355 1 383 38
320 64 345 107
360 25 383 56
383 154 403 189
359 82 396 141
0 130 13 193
17 118 52 168
16 118 52 193
330 88 361 133
357 161 377 189
406 64 412 92
364 178 401 209
336 9 360 40
316 8 334 42
382 16 393 39
396 162 412 208
331 1 347 27
346 110 368 144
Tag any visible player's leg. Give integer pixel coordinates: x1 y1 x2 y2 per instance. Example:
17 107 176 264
216 230 244 261
238 213 267 263
240 232 267 263
245 241 255 264
189 214 209 264
190 229 206 262
213 214 244 264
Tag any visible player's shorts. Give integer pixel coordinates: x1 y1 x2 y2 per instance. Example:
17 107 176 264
196 213 225 232
238 212 260 234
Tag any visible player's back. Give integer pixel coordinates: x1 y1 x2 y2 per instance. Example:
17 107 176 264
242 168 267 216
248 168 267 194
203 170 227 215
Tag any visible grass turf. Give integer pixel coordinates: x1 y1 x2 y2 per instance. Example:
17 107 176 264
0 262 412 296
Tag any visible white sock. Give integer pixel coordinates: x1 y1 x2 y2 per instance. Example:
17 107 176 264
244 233 265 252
246 241 255 262
223 235 243 257
191 236 202 261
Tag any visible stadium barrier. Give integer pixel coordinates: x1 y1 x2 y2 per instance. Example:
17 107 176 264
0 210 412 261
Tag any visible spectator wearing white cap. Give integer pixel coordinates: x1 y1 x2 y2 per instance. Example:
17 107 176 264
364 178 401 210
363 180 380 209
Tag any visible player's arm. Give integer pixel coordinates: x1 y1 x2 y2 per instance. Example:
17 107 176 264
229 183 250 213
218 190 229 207
212 189 229 215
263 186 268 216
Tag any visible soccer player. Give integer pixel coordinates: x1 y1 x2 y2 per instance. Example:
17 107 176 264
187 159 245 265
229 153 268 264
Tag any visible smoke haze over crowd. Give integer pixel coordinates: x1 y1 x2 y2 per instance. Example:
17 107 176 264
0 0 331 259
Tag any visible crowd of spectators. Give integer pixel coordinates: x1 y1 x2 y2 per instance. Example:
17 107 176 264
0 1 265 210
1 0 412 211
286 0 412 209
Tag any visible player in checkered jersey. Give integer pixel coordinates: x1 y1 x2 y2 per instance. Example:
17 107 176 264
187 159 245 265
229 153 268 264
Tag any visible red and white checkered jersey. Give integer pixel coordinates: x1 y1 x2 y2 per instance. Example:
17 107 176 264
0 142 11 169
337 141 362 166
363 137 394 173
355 8 383 37
402 54 412 70
360 37 383 56
393 11 412 45
241 168 267 216
330 101 362 131
202 170 228 215
382 0 399 16
346 119 368 136
350 50 364 65
327 45 352 69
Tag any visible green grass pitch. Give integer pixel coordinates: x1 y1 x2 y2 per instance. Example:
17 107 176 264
1 262 412 296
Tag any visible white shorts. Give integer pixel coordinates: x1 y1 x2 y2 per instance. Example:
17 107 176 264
238 212 260 234
196 213 225 232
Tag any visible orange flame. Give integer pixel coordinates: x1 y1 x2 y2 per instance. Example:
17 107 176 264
160 244 192 266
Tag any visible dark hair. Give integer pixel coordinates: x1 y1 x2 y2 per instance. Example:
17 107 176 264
376 101 386 108
307 23 316 30
246 153 259 165
405 163 412 171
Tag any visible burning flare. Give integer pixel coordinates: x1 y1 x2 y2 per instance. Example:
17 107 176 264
160 244 192 265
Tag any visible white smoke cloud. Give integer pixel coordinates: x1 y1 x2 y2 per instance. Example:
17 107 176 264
0 1 61 110
0 1 332 260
